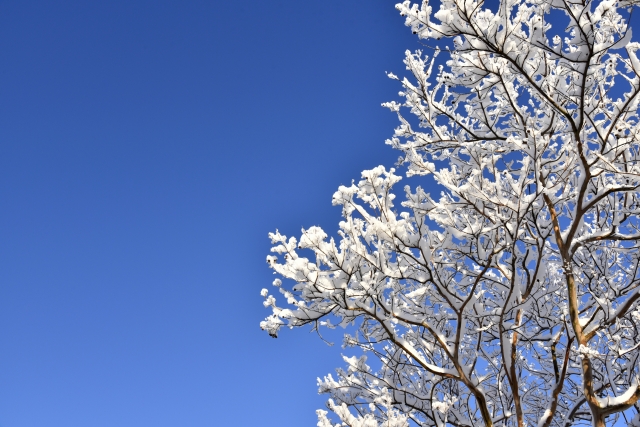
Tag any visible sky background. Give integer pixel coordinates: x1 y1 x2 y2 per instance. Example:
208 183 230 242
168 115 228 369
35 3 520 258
0 1 419 426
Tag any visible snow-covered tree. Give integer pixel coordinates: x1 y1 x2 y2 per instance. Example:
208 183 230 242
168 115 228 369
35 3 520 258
260 0 640 426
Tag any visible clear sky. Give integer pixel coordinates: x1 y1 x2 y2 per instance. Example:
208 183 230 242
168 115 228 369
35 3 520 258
0 1 418 426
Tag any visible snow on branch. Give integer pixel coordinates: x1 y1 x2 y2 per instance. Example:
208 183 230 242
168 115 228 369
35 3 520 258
262 0 640 426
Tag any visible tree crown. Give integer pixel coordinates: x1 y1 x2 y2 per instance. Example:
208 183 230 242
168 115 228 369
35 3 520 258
261 1 640 426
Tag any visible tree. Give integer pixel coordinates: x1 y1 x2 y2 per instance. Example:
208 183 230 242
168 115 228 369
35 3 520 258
260 0 640 426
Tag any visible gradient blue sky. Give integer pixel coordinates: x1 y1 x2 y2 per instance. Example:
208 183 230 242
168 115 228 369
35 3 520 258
0 1 419 426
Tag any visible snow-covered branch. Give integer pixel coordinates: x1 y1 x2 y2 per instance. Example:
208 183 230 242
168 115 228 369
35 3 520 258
262 1 640 426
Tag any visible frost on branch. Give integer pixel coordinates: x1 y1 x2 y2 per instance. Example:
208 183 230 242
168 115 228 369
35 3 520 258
316 389 410 427
262 0 640 426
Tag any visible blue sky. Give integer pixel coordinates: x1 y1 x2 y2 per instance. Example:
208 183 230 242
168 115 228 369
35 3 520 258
0 1 418 426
